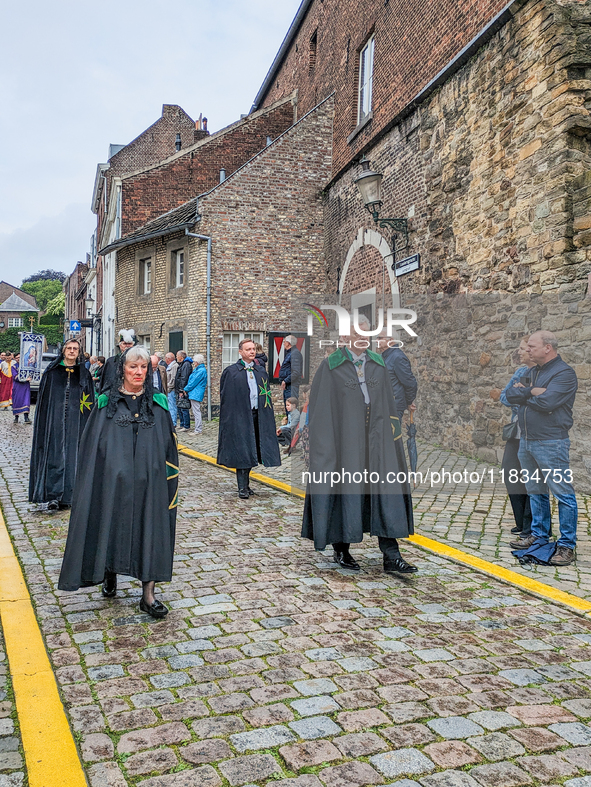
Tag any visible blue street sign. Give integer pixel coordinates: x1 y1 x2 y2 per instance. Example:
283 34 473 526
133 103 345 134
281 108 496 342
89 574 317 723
69 320 81 332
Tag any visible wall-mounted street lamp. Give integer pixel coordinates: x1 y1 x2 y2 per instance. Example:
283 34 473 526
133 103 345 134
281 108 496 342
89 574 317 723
354 157 409 251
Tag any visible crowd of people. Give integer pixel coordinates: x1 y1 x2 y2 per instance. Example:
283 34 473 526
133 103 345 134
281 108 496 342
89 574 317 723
0 322 578 623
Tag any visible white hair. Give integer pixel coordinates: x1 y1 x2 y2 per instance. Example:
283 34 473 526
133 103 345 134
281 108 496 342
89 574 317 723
194 354 205 365
356 313 371 330
285 335 298 345
124 345 150 365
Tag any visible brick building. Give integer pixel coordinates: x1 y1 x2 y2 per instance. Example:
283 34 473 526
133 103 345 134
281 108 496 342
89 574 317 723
101 95 334 409
0 283 39 334
93 100 295 355
250 0 591 486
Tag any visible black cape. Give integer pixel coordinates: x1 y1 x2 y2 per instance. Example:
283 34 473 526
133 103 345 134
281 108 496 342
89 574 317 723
98 354 119 395
302 347 414 550
29 359 95 505
217 360 281 469
58 391 178 590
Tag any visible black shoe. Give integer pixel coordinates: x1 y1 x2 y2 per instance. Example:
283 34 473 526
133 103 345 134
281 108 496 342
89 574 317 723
13 416 18 424
384 557 418 574
24 415 31 423
333 550 360 571
510 525 523 534
238 489 250 499
139 597 169 619
47 500 59 511
247 487 256 496
102 574 117 598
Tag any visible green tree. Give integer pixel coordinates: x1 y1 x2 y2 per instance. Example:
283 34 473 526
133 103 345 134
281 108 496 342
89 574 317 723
20 279 63 311
45 290 65 318
22 269 66 284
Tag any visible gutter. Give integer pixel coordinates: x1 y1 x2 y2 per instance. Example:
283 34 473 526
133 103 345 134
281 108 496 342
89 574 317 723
185 229 212 423
250 0 313 113
98 222 196 256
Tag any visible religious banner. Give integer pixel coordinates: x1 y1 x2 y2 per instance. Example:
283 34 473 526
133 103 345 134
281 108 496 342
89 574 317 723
19 332 44 383
268 333 309 384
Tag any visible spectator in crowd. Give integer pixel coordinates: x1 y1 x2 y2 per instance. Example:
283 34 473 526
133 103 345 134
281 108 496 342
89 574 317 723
289 384 310 460
0 352 14 409
99 329 136 394
302 314 416 574
29 339 94 511
379 331 417 419
279 335 303 412
184 355 207 435
93 357 105 392
11 353 31 424
255 343 267 370
277 396 300 450
151 354 167 393
506 330 578 566
88 356 99 375
58 345 178 620
175 350 193 432
217 338 281 499
165 352 178 427
501 337 535 544
84 352 91 370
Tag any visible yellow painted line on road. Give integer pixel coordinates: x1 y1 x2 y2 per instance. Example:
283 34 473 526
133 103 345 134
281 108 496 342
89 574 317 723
178 444 591 616
0 507 87 787
408 533 591 614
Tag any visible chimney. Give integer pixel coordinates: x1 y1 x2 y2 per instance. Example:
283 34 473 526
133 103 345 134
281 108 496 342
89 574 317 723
193 114 209 143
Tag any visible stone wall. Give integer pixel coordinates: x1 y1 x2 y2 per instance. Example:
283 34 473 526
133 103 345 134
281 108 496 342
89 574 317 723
322 0 591 489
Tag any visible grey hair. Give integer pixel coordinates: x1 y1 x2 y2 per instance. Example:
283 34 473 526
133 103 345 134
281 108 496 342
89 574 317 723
124 345 150 365
532 330 558 351
356 313 371 330
194 354 205 366
285 335 298 345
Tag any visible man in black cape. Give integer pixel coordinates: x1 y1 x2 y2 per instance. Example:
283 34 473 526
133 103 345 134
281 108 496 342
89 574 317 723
98 328 136 394
217 338 281 498
29 338 95 511
302 318 416 574
58 345 178 618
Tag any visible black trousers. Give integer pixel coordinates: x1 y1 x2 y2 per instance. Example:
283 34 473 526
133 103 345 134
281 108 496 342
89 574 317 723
502 438 532 535
333 539 401 560
236 410 261 490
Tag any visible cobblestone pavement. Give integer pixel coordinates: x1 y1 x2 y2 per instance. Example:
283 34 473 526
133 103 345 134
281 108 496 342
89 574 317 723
3 412 591 786
180 421 591 602
0 622 25 787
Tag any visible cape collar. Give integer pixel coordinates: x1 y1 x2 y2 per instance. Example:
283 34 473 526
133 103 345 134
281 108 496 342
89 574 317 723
327 346 385 370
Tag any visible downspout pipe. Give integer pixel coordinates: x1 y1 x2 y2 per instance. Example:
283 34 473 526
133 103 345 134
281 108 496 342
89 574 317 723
185 228 212 421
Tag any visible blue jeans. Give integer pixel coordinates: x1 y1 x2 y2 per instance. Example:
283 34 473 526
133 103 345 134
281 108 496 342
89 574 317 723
178 404 190 429
518 438 577 549
167 391 178 426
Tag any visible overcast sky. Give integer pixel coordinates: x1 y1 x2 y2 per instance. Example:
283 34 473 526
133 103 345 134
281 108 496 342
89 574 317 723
0 0 301 285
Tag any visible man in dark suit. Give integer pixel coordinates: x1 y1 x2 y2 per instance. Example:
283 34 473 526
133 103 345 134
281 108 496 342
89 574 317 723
379 331 417 419
217 339 281 498
279 335 303 412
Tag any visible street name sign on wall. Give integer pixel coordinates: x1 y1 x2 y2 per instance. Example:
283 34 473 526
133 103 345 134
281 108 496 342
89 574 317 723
395 253 421 277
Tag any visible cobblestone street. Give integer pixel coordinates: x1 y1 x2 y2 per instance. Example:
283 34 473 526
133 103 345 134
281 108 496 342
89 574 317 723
3 410 591 786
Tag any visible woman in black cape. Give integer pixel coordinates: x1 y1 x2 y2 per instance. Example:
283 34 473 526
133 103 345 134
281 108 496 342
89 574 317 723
58 345 179 619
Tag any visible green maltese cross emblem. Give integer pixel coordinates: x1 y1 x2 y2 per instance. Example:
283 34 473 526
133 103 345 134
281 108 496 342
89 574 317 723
80 392 92 413
258 379 272 408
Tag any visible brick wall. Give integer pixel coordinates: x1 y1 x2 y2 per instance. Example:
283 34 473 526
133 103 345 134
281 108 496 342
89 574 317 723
257 0 514 175
114 96 334 403
120 99 296 234
322 0 591 488
0 283 37 310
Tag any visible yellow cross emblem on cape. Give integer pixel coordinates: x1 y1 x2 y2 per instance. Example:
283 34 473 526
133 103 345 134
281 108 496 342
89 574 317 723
80 392 92 413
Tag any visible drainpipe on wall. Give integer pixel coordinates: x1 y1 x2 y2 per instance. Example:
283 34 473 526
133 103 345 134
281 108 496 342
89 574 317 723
185 228 212 421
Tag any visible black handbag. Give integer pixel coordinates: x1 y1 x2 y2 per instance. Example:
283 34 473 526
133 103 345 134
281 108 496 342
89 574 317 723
177 393 191 410
502 421 519 441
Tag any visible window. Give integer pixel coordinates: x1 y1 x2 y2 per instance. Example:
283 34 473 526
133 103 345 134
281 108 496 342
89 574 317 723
168 331 184 354
8 318 23 328
358 35 375 124
309 30 317 75
172 249 184 288
138 334 151 351
222 332 263 369
140 257 152 295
